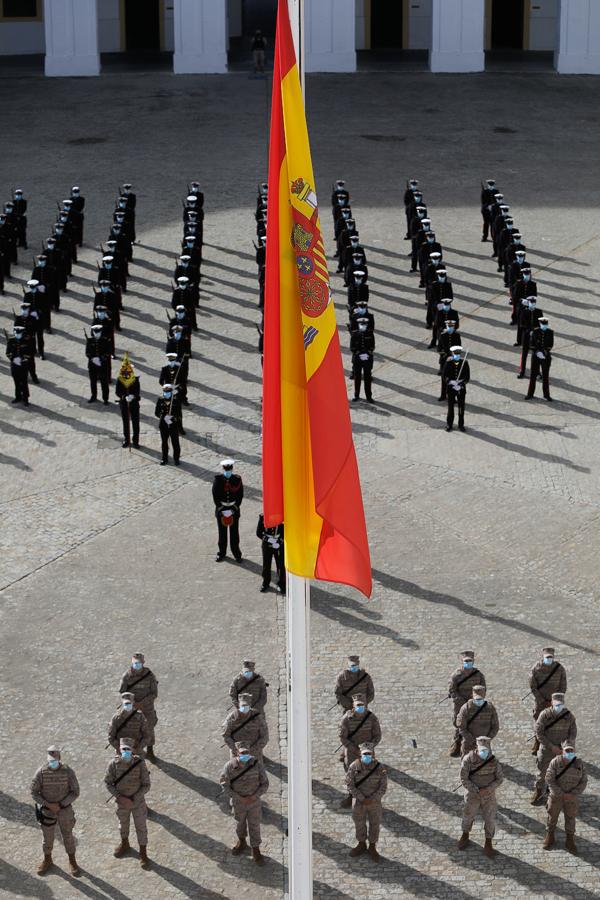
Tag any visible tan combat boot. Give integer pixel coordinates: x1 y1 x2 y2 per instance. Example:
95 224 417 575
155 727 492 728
565 834 578 855
531 738 540 755
252 847 265 866
368 843 381 862
449 738 461 758
113 837 130 858
529 789 544 805
231 837 247 856
349 841 367 857
145 746 157 763
457 832 470 850
37 853 53 875
68 853 81 876
484 838 496 859
139 845 151 869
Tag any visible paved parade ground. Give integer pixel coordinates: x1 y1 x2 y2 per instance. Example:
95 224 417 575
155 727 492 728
1 66 600 899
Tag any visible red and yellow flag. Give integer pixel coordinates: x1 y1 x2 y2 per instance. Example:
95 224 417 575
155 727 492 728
262 0 371 598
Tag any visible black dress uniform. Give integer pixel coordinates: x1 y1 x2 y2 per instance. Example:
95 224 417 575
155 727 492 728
6 329 32 403
526 322 554 401
93 307 115 358
431 300 459 350
419 237 442 283
257 515 285 594
160 356 188 407
155 389 181 465
0 212 18 266
115 355 140 448
511 270 537 328
213 463 244 561
480 180 497 241
25 286 49 358
13 307 38 380
442 351 470 432
85 329 111 403
32 257 59 314
171 282 197 330
70 187 85 245
12 190 27 248
437 326 461 400
518 303 543 377
350 327 375 403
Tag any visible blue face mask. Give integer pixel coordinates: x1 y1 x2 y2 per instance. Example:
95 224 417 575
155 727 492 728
14 333 21 340
174 332 182 341
543 656 554 665
223 470 233 479
239 704 250 714
39 261 46 267
463 660 473 669
442 304 450 311
48 758 60 770
132 660 142 671
105 263 112 269
163 392 172 400
239 753 251 763
477 748 490 760
97 312 106 320
553 704 564 714
122 702 133 712
243 670 253 679
361 754 373 765
176 311 185 319
348 664 359 673
354 705 365 715
474 698 486 707
453 354 461 361
101 286 109 293
564 751 576 761
447 326 455 333
523 273 530 281
121 750 133 762
540 324 548 331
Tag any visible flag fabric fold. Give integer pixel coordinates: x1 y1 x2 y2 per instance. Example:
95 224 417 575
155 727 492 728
262 0 372 598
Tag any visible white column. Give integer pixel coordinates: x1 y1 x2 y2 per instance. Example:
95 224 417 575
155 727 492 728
305 0 356 72
555 0 600 73
44 0 100 77
429 0 484 72
173 0 227 74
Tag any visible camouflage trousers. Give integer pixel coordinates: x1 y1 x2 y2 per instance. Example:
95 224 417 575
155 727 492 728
232 796 262 847
116 798 148 845
352 798 382 844
462 790 497 839
41 805 76 854
547 793 579 835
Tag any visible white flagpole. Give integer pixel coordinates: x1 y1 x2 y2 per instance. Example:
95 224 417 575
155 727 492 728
285 8 312 897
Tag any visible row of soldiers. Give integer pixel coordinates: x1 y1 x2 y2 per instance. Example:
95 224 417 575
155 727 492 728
7 186 85 404
0 187 28 293
330 180 375 403
480 178 555 400
446 647 586 856
404 179 471 431
31 651 159 876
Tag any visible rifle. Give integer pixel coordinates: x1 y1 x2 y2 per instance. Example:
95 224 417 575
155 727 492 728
438 695 451 704
83 328 89 340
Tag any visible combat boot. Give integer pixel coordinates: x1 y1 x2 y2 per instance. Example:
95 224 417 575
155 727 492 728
252 847 265 866
139 845 151 869
145 746 157 763
368 843 381 862
339 795 352 809
68 853 81 876
457 832 470 850
449 738 461 758
543 829 555 850
529 789 545 805
565 835 578 856
231 837 247 856
37 853 53 875
349 841 367 857
484 838 496 859
113 837 130 857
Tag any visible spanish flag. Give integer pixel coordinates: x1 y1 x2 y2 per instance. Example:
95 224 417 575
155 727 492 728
262 0 372 598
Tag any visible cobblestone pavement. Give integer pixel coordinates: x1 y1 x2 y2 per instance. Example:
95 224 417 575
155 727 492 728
1 69 600 899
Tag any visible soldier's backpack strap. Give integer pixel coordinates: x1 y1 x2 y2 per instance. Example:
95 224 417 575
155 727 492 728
355 761 381 788
127 669 153 690
230 712 261 740
470 754 496 776
234 674 259 696
536 662 560 692
114 710 138 737
466 702 488 729
455 669 480 690
112 758 143 788
341 672 368 698
230 760 258 787
543 710 570 732
555 758 578 781
347 711 372 741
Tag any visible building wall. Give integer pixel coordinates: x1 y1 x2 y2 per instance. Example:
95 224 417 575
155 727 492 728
528 0 559 50
0 20 45 54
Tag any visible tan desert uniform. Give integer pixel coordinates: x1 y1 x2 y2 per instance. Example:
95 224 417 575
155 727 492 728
460 738 503 847
529 649 567 752
456 687 499 755
229 661 268 712
448 651 486 750
223 702 269 760
220 753 269 848
104 748 151 847
335 656 375 712
346 745 387 849
108 698 151 756
534 694 577 795
119 656 158 748
31 758 79 858
545 743 587 849
340 699 382 768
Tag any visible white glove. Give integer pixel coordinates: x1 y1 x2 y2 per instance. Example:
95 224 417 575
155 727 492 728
13 356 22 366
30 311 38 318
164 415 173 425
126 394 134 402
536 351 545 360
359 353 369 361
92 356 102 366
449 380 458 389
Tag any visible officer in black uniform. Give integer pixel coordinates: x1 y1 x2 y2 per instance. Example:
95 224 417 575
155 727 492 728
418 232 442 286
95 280 121 332
32 254 59 314
526 318 554 401
410 208 429 272
155 384 181 466
213 459 244 562
105 239 128 290
505 238 527 289
0 211 17 267
403 178 420 238
511 267 537 329
24 281 49 360
426 267 454 330
98 255 123 308
6 324 32 404
115 353 140 448
480 179 497 242
256 514 285 594
350 318 375 403
13 302 38 383
331 179 350 209
442 345 470 433
518 297 543 378
431 297 459 350
171 276 197 330
70 186 85 245
437 320 461 401
160 352 189 408
85 323 111 404
12 188 28 248
92 305 115 358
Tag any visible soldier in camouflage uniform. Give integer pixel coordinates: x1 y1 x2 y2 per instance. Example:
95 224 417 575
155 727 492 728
459 736 503 859
529 647 567 754
339 694 381 808
532 692 577 804
108 692 150 756
105 737 151 868
30 745 81 876
223 692 269 761
119 652 158 762
456 685 499 757
220 741 269 865
334 655 375 712
229 660 268 713
544 739 587 855
448 650 486 757
346 741 387 862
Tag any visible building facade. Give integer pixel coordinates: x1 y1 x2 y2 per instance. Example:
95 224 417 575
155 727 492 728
0 0 599 74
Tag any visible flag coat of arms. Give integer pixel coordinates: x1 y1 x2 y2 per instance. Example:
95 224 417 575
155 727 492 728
262 0 371 598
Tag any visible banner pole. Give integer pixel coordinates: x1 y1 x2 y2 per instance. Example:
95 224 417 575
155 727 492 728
286 572 313 899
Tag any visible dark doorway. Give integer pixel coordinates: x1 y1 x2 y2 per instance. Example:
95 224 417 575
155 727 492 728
371 0 403 50
491 0 524 49
242 0 277 41
124 0 160 51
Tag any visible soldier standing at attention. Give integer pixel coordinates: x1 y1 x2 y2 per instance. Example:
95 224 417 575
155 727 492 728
339 694 381 808
105 737 151 869
115 353 140 449
30 745 80 876
544 739 587 855
335 655 375 713
108 692 150 756
220 741 269 865
458 736 503 858
213 459 244 562
529 647 567 754
223 692 269 762
229 660 268 713
448 651 486 757
119 653 158 762
256 513 286 594
456 685 499 757
531 692 577 805
155 383 181 466
346 741 387 862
